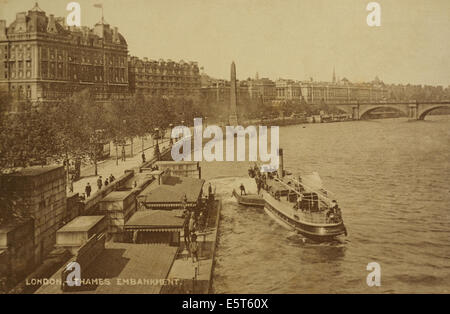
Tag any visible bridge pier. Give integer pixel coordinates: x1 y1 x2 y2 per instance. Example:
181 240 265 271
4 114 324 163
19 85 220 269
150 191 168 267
408 104 418 120
352 105 360 120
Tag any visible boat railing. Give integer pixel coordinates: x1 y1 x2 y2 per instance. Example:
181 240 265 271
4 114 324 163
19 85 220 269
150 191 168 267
290 177 335 204
274 177 331 204
294 209 342 224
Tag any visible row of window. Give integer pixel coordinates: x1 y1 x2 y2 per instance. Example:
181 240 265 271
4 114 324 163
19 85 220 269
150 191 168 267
135 83 200 88
10 84 32 99
6 70 32 79
41 48 126 65
133 68 199 75
134 76 200 82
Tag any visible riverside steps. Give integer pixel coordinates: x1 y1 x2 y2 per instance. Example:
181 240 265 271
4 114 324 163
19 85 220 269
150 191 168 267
161 196 222 294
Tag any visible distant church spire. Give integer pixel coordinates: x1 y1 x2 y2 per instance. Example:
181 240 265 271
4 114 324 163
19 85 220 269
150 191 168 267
30 2 44 12
332 66 336 83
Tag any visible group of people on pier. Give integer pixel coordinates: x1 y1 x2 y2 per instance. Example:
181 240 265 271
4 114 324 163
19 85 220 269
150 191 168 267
182 183 215 263
248 164 277 195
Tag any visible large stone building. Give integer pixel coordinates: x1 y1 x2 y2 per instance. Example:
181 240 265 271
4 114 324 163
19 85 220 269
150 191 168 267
275 73 388 105
0 4 129 104
203 69 389 111
200 78 251 107
128 56 201 100
201 74 277 110
247 78 277 105
275 79 302 101
299 79 388 104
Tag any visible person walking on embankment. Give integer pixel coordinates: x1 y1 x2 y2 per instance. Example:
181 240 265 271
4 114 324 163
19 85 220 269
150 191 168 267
85 182 92 198
97 176 103 190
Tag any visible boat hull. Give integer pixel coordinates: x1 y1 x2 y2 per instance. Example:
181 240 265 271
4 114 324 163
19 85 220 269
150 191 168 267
232 190 265 207
263 192 347 241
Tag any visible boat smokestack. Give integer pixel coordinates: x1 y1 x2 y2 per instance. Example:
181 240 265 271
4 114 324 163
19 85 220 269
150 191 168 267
278 148 284 178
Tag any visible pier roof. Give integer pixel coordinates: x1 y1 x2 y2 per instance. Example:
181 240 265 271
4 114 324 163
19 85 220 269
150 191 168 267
125 210 185 231
139 175 204 204
100 190 135 202
57 216 105 233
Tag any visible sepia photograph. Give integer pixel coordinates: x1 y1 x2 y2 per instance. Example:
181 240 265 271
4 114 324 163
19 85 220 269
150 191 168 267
0 0 449 299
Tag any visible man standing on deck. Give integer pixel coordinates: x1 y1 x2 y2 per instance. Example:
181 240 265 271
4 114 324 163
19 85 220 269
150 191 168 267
240 183 247 195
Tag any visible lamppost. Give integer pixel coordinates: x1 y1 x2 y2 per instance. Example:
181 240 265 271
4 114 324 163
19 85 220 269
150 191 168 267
154 128 160 161
169 123 173 145
90 130 103 176
154 127 159 146
122 119 127 162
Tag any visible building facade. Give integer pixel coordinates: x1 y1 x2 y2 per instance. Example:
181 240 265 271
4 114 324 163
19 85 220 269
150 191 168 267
0 4 129 105
247 78 277 105
276 79 302 101
201 76 277 109
299 79 388 104
200 79 251 106
128 56 201 100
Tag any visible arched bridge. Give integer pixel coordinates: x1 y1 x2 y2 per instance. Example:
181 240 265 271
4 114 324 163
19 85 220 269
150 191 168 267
331 101 450 120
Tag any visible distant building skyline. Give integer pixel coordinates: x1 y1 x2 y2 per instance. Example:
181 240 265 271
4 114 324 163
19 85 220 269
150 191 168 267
0 0 449 87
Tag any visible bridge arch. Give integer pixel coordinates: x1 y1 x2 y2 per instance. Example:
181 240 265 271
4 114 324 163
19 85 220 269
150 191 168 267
418 105 450 120
359 105 408 120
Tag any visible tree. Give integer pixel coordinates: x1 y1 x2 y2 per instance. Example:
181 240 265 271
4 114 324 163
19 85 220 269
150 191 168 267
50 96 90 181
0 99 57 169
0 93 57 225
134 95 153 154
108 97 138 163
71 89 107 176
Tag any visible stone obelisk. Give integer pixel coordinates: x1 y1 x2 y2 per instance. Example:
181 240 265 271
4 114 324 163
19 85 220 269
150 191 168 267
229 61 238 125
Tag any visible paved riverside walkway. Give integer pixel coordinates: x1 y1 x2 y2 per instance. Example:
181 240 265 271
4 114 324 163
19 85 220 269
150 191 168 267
161 197 221 294
69 137 171 199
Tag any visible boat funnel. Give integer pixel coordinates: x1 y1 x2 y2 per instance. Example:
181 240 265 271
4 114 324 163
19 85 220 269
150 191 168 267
278 148 284 178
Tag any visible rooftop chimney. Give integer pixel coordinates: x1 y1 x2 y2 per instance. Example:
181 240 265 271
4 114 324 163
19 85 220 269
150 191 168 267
113 26 119 43
0 20 7 40
47 14 57 33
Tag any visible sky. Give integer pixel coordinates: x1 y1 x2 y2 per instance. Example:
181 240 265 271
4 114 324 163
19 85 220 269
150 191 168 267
0 0 449 86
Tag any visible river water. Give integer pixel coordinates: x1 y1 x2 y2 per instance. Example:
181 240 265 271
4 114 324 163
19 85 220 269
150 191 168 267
200 116 450 293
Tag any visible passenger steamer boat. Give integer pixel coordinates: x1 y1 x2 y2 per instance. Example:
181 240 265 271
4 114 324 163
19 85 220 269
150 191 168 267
254 149 347 242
